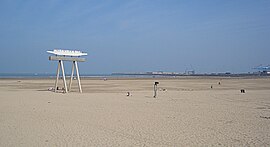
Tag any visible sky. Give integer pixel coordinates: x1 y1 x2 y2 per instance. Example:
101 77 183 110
0 0 269 74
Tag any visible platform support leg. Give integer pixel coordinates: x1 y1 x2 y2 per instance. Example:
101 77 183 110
54 60 61 92
69 61 75 92
60 60 68 93
74 61 82 93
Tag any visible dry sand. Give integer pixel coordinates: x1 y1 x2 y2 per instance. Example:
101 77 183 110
0 77 270 146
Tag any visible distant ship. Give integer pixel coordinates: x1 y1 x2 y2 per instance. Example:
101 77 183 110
47 49 87 57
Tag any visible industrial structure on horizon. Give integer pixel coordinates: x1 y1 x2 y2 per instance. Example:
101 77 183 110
112 64 270 77
253 65 270 74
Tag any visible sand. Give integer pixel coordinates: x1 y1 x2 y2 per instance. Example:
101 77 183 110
0 77 269 146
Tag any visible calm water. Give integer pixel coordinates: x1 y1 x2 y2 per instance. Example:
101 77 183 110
0 73 157 79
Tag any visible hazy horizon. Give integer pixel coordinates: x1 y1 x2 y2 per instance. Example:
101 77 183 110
0 0 269 74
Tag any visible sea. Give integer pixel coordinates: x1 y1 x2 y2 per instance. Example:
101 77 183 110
0 73 157 79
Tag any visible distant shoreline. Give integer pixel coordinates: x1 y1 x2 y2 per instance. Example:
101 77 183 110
0 74 269 80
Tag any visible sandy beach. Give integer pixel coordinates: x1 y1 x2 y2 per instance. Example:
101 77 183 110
0 77 269 146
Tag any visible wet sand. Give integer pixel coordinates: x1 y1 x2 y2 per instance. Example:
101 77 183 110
0 77 269 146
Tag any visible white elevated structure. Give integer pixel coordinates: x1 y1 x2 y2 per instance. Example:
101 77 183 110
47 49 87 57
47 49 87 93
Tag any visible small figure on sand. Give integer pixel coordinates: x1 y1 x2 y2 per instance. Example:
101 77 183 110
126 92 131 96
154 82 159 98
160 88 167 92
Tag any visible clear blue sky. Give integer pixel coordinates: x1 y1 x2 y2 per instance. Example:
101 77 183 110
0 0 269 74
